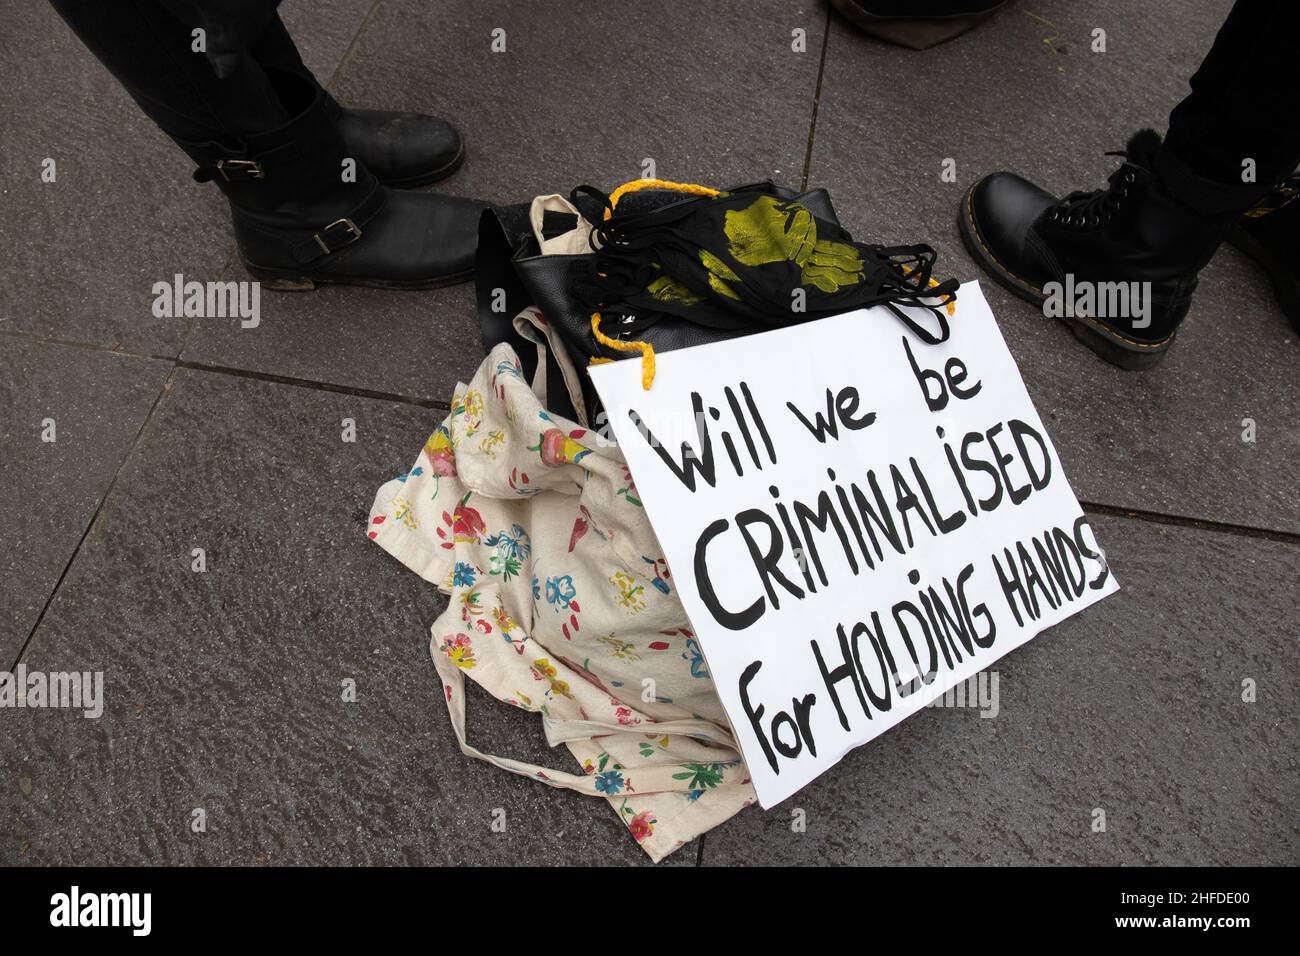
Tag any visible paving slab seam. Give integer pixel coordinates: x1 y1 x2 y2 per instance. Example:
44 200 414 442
1080 500 1300 546
173 359 452 410
173 246 241 361
0 327 176 364
324 0 386 92
6 331 1290 543
800 3 833 192
9 366 179 670
0 328 453 411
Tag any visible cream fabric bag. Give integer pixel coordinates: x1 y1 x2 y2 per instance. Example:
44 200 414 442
367 332 755 861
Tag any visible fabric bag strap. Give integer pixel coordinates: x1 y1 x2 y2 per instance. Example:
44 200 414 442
430 641 742 797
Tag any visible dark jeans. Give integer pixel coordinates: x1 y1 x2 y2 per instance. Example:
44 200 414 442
48 0 314 146
52 0 1299 200
1164 0 1300 192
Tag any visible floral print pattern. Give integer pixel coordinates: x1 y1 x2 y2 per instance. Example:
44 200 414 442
627 812 655 841
484 523 531 581
545 574 577 609
439 634 476 670
452 562 477 588
531 658 572 700
422 425 457 477
608 570 648 613
367 338 755 863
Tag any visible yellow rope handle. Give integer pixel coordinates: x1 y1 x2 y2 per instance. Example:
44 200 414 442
590 313 656 390
589 178 720 388
900 263 958 316
590 180 955 389
933 276 958 316
603 178 721 220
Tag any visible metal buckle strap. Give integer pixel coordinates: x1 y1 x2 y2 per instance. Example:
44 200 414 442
193 159 265 183
290 184 387 264
216 159 265 181
312 218 362 255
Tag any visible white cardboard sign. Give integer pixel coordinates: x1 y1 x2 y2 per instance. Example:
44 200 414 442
589 281 1119 807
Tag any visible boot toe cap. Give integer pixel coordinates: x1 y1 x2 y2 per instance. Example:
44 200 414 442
340 108 464 187
394 191 484 282
962 172 1059 295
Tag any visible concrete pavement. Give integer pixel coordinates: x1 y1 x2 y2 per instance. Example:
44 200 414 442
1 0 1295 865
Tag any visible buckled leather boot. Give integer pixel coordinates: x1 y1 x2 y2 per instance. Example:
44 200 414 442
960 130 1249 369
322 92 465 189
246 15 466 189
1228 174 1299 335
184 72 483 291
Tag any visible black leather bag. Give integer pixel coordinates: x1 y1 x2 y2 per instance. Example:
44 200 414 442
477 180 952 424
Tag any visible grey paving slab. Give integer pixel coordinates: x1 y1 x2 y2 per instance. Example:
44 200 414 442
809 0 1300 533
183 276 479 406
0 339 170 663
0 0 373 356
700 512 1300 866
279 0 379 88
182 0 825 403
0 369 688 865
0 3 216 355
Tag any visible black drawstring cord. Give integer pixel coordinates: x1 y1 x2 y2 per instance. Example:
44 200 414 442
577 191 961 344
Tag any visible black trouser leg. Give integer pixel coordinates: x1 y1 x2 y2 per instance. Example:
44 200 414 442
1164 0 1300 192
48 0 301 145
247 13 346 119
47 0 482 292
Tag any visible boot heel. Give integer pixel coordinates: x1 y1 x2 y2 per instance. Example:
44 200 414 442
260 276 317 292
1067 319 1170 370
242 262 317 292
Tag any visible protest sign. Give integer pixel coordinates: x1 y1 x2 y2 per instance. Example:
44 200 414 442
589 281 1119 807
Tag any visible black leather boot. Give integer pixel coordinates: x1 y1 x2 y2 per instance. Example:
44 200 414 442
960 130 1248 369
830 0 1010 50
185 73 483 291
1228 174 1299 335
248 16 466 189
322 93 464 189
